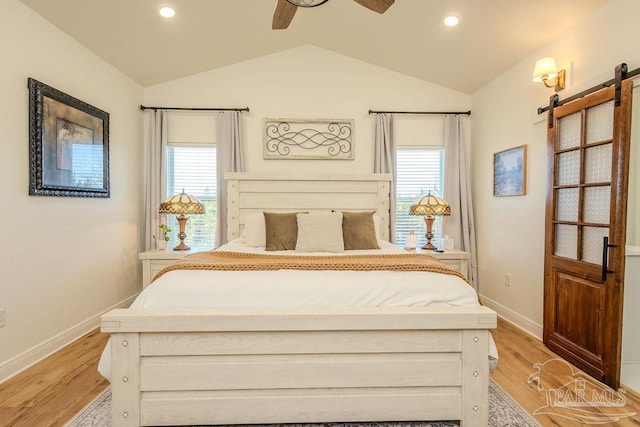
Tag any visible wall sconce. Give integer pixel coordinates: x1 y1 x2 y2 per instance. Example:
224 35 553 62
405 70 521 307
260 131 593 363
532 57 566 91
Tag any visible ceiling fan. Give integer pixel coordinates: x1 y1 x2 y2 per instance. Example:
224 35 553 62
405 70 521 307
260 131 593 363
272 0 395 30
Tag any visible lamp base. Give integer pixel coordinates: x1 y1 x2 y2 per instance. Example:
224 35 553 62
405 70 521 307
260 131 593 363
422 215 437 251
173 214 191 251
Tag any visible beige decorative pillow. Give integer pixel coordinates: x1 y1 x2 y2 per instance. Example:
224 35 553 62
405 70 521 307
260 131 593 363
341 211 380 250
264 212 299 251
295 212 344 253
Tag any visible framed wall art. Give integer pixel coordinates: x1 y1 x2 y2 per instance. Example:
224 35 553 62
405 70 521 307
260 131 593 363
28 78 110 197
493 144 527 197
263 118 354 160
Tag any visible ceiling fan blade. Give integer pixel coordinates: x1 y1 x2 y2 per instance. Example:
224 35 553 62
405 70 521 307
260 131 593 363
353 0 395 14
272 0 298 29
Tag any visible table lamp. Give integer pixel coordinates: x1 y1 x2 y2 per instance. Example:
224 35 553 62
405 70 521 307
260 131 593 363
158 191 205 251
409 192 451 250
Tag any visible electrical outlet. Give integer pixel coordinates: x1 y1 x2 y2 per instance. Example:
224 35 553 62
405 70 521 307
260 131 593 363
504 274 511 287
0 308 5 328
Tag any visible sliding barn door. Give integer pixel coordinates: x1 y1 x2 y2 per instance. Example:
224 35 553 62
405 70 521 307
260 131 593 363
544 81 633 388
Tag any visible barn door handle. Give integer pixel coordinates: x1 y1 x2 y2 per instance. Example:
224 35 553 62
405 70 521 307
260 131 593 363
601 236 615 282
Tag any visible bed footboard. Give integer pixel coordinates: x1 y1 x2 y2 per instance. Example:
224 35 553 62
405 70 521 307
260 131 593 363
101 306 496 427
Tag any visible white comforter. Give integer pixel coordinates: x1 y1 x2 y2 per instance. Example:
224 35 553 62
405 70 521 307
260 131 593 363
98 240 496 379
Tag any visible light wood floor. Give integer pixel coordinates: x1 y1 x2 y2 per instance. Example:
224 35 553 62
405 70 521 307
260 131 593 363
1 319 639 426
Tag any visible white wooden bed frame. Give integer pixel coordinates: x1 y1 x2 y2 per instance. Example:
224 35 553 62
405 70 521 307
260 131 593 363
102 173 496 427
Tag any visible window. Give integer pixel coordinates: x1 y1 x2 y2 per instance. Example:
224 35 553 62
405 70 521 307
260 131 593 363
396 148 444 247
165 145 217 248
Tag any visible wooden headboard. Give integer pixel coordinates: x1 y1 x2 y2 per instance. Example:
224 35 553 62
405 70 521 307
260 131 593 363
225 173 392 243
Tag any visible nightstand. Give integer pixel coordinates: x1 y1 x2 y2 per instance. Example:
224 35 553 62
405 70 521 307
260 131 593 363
410 247 471 282
139 248 210 288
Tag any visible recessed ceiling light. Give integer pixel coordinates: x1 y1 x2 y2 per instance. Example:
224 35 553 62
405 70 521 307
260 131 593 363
444 16 459 27
159 7 175 18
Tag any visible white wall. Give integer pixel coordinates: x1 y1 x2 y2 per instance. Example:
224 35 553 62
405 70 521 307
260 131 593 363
622 246 640 391
143 45 471 175
0 0 143 379
471 0 640 337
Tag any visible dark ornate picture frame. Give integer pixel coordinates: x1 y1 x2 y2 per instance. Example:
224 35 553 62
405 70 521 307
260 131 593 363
28 78 110 197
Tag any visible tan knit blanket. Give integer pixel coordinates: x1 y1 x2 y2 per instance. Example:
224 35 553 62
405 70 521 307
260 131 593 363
152 251 469 283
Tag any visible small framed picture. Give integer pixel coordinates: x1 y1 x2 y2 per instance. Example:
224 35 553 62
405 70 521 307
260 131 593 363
493 145 527 197
28 78 110 197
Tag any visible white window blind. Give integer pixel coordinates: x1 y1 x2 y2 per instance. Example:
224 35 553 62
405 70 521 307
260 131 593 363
166 144 217 248
396 148 445 247
71 144 103 188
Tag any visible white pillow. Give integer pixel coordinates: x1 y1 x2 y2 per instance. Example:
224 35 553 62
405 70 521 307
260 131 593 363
295 212 344 253
242 213 266 247
373 214 382 238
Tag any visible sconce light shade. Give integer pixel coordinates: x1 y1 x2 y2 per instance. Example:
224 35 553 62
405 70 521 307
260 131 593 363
532 57 566 92
532 57 558 82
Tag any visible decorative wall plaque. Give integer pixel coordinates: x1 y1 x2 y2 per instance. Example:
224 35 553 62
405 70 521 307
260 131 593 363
263 118 354 160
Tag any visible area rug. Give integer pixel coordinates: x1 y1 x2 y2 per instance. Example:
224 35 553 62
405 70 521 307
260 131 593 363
65 380 540 427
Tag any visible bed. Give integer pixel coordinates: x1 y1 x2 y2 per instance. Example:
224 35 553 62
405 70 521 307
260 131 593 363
100 173 497 426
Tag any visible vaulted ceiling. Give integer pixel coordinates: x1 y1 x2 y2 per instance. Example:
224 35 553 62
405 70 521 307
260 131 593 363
19 0 608 93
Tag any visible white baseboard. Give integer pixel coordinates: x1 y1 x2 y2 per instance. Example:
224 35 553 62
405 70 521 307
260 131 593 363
0 293 138 384
480 293 543 340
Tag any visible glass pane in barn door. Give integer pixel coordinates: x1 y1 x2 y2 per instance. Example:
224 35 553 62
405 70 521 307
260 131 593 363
582 226 609 264
556 188 579 222
555 224 578 260
556 150 580 185
585 101 614 143
584 144 613 183
583 186 611 224
558 111 581 149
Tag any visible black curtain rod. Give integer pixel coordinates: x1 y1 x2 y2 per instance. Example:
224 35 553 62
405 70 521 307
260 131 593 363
369 109 471 116
537 63 640 114
140 105 250 112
